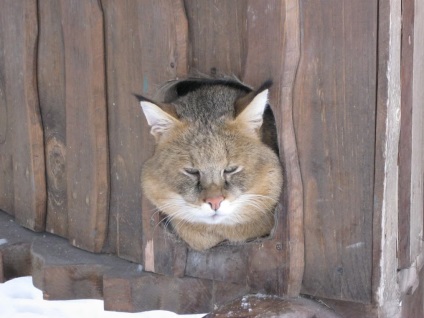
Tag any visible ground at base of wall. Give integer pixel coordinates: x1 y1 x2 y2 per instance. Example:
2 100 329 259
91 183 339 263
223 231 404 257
206 294 342 318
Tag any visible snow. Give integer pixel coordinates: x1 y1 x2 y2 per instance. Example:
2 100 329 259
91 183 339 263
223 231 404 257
0 276 206 318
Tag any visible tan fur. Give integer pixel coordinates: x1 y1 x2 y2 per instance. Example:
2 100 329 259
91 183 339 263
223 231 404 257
139 79 283 251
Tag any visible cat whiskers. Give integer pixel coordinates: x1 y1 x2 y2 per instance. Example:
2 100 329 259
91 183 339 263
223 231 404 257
231 193 277 228
154 198 200 231
148 199 187 233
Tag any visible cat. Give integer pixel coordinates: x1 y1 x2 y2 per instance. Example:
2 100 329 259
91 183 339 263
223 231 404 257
137 78 283 251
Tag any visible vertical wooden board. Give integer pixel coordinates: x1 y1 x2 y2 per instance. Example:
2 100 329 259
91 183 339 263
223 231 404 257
184 0 247 77
408 0 424 265
38 0 68 238
62 0 109 252
398 0 414 269
398 0 424 272
372 0 402 314
294 0 377 302
0 0 46 230
102 0 188 265
0 4 14 215
0 47 14 215
242 0 303 296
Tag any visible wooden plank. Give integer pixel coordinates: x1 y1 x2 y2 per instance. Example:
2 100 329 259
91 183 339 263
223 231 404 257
184 0 247 77
398 0 424 272
0 25 14 215
38 0 68 238
396 0 424 304
61 0 109 252
372 0 402 315
0 243 31 282
0 0 46 231
0 104 14 215
294 0 377 302
104 273 248 314
243 0 303 297
398 0 414 269
104 274 211 314
0 210 146 303
102 275 246 314
30 230 141 300
408 0 424 267
102 0 189 268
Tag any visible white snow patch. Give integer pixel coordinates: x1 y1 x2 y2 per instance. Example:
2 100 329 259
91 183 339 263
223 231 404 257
0 276 206 318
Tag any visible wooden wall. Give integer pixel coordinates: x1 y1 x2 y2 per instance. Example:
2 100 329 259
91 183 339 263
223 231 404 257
0 0 423 316
294 0 377 303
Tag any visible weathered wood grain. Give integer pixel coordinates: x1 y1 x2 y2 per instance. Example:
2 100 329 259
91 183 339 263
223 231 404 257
38 0 68 238
185 245 249 283
0 243 31 282
184 0 247 78
398 0 424 273
104 273 249 314
398 0 414 270
407 0 424 270
294 0 377 302
1 1 423 314
0 19 14 215
372 0 402 316
105 274 212 314
0 79 14 215
61 0 109 252
30 229 141 300
102 0 189 268
0 0 46 231
243 0 304 297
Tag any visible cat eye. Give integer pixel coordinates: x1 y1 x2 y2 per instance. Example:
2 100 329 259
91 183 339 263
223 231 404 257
183 168 200 177
223 166 240 174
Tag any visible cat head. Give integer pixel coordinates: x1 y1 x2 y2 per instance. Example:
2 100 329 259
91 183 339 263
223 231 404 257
138 81 282 228
138 85 269 143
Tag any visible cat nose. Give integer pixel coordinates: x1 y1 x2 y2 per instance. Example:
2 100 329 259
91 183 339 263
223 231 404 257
205 195 224 211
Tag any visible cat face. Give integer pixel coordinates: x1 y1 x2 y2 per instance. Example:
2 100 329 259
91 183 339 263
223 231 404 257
138 79 283 250
140 88 282 228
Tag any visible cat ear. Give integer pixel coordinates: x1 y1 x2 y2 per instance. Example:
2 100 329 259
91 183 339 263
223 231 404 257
235 88 269 132
137 96 179 141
